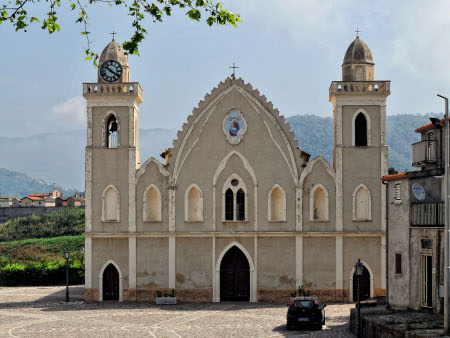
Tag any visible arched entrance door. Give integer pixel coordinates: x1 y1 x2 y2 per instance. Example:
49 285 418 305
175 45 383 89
103 263 119 301
220 246 250 301
353 265 371 301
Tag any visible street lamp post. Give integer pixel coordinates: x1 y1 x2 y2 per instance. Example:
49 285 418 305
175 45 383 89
64 248 70 303
437 94 449 334
355 258 363 338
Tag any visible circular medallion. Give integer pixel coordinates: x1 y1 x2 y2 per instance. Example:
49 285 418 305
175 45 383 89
223 110 247 144
412 183 426 201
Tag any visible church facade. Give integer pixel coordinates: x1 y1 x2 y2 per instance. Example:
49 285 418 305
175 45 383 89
83 36 389 302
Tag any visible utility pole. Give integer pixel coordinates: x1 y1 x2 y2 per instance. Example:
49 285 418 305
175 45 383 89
438 94 449 334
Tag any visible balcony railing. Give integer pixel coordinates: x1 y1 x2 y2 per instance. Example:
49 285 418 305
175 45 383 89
412 140 437 166
410 202 444 227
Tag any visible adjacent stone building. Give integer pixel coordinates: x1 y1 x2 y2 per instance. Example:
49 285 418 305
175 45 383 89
384 118 446 314
84 36 389 302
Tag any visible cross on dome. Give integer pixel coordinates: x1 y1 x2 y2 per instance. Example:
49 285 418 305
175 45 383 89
355 28 361 38
110 30 117 40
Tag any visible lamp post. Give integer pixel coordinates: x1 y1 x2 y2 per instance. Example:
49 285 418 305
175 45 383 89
64 248 70 303
355 258 363 338
437 94 449 334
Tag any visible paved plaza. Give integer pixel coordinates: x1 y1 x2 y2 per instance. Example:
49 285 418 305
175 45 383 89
0 286 355 337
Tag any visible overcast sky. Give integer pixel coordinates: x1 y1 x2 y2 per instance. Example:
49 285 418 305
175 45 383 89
1 0 450 138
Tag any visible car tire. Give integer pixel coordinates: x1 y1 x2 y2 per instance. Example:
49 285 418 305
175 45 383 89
317 323 323 330
287 322 294 331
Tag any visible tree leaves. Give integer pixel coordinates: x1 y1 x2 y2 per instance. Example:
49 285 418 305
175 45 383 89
1 0 241 66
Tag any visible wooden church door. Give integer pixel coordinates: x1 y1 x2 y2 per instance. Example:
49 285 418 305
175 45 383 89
220 246 250 301
353 265 371 301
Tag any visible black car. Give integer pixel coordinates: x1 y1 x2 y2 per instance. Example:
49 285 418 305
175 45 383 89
286 296 326 330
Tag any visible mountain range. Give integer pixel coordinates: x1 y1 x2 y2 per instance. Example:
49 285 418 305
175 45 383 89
0 113 437 196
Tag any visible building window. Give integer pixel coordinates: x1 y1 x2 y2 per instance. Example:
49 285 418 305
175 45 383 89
310 184 328 221
102 185 119 222
106 114 118 148
394 182 402 204
143 185 161 222
223 175 248 222
395 253 402 275
355 112 368 146
353 184 371 221
268 185 286 221
185 184 203 222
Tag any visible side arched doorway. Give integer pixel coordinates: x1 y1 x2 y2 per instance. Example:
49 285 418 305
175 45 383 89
353 265 371 301
103 263 120 301
220 246 250 301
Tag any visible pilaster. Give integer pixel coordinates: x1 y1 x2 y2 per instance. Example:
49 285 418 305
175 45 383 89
336 235 343 289
85 237 92 288
128 236 136 290
296 236 303 288
169 236 176 289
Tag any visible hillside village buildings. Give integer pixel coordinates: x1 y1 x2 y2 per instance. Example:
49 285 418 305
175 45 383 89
83 35 390 303
0 188 85 208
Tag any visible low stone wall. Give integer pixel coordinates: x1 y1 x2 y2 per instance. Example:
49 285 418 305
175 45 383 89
0 206 84 223
350 304 445 337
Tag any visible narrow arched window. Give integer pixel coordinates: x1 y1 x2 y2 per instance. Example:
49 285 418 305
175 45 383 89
106 114 118 148
236 189 245 221
353 185 371 221
143 185 161 222
225 189 234 221
269 185 286 221
355 113 367 146
103 185 119 222
223 176 248 222
185 184 203 222
311 185 328 221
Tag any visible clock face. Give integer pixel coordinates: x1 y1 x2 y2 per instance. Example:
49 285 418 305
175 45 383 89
100 60 123 82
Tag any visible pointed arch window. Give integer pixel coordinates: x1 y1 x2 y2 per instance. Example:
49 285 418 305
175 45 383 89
102 185 120 222
354 112 368 147
143 185 161 222
223 175 248 222
106 114 118 148
353 184 371 221
310 184 328 221
268 185 286 221
185 184 203 222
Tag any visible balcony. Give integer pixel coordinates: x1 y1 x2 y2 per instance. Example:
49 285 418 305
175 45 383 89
329 80 390 96
412 140 437 167
410 202 444 227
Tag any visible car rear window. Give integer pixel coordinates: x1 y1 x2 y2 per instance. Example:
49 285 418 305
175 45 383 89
293 300 315 309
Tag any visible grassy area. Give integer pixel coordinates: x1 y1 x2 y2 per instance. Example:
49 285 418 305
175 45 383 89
0 235 84 264
0 207 84 242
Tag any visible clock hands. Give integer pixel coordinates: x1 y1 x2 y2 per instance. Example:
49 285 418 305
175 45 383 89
106 66 120 77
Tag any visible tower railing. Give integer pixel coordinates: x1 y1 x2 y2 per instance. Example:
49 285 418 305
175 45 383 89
83 82 143 102
329 80 390 95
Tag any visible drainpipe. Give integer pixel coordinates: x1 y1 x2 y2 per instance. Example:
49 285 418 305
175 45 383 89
382 180 389 308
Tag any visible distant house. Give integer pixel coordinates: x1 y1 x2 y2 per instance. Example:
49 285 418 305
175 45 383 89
55 197 67 207
29 188 62 199
21 196 45 207
67 195 85 207
44 196 56 207
0 196 20 207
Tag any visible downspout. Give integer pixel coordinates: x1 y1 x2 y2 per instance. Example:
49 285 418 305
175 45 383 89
382 180 390 308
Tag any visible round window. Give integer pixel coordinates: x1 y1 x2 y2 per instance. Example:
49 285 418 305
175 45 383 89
231 179 239 187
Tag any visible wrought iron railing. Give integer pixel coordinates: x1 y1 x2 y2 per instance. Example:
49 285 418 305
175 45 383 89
410 202 444 227
412 140 437 166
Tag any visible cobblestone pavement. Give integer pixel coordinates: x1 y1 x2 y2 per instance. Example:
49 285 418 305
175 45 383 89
0 286 355 337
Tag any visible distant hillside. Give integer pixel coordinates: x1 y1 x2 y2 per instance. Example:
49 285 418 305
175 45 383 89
0 168 77 198
0 113 440 193
287 113 437 172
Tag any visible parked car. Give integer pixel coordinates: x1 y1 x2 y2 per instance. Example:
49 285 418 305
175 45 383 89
286 296 326 330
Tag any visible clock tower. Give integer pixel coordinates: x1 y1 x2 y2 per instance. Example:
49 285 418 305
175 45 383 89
83 38 143 301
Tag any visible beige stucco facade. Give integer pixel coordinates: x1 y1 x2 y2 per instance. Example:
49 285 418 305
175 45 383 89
84 37 389 303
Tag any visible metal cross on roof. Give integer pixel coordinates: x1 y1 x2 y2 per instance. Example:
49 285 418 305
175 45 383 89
355 28 361 37
229 62 239 78
110 31 117 40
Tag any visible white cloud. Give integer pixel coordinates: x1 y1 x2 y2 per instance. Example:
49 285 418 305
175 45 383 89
51 96 86 126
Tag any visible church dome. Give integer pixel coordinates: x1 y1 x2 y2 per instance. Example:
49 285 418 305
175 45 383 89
342 36 375 81
99 39 128 67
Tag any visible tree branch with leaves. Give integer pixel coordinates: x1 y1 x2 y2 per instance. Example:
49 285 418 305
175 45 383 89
1 0 241 66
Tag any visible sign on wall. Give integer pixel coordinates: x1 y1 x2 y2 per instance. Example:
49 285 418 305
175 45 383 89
412 183 426 201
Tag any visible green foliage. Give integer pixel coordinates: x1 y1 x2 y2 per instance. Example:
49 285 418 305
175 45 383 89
1 0 241 64
0 208 85 242
0 167 77 198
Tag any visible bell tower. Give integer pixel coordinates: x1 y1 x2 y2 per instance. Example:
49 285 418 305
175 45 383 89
83 38 143 301
329 35 390 294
